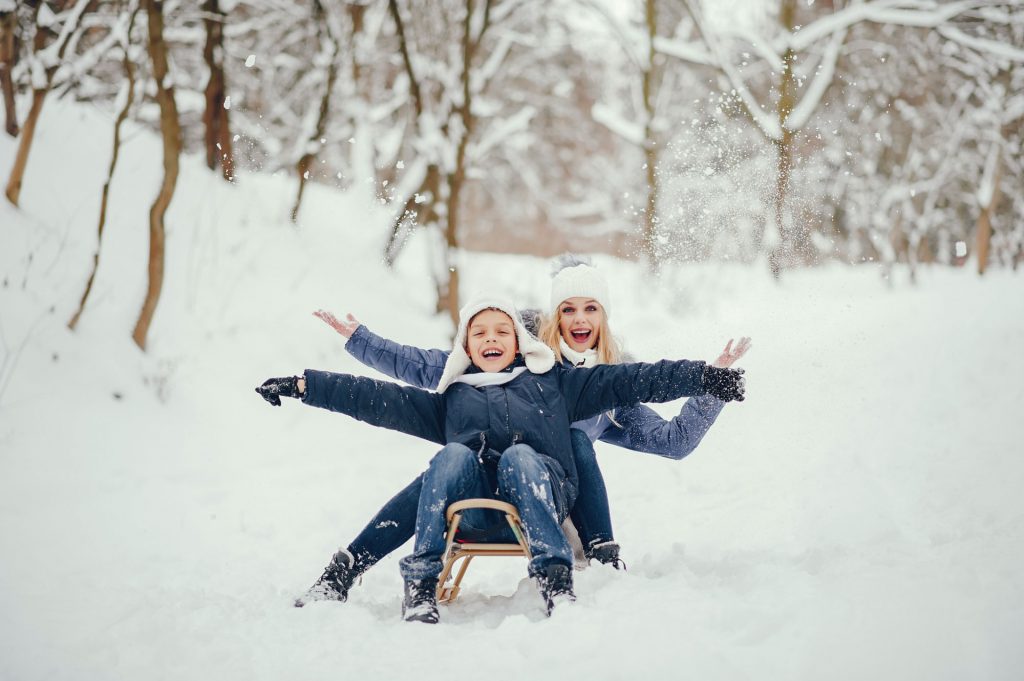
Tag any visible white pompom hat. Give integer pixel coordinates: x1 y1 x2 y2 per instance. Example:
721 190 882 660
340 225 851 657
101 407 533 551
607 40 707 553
549 254 611 317
436 295 556 393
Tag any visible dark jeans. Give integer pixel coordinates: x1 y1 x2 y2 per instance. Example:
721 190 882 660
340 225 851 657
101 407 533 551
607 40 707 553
345 429 615 575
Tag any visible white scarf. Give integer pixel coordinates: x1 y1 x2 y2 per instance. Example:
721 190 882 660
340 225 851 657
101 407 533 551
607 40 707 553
453 367 528 388
559 339 600 368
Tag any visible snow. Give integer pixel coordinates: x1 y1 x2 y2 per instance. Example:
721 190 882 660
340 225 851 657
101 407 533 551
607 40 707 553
2 100 1024 681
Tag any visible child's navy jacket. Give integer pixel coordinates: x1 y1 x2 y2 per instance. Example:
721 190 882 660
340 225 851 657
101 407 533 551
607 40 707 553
301 358 710 495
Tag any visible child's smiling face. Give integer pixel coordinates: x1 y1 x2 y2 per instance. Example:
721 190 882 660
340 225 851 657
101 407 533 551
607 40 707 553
466 309 519 372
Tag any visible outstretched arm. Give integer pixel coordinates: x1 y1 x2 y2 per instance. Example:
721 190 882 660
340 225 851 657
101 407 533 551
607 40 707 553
597 337 750 460
559 358 744 423
314 310 448 390
599 399 724 460
257 369 447 445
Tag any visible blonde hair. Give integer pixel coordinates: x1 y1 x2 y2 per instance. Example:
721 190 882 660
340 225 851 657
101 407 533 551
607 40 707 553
538 302 622 365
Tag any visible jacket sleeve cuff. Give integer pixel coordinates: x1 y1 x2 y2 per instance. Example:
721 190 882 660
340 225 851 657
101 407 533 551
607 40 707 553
343 324 371 358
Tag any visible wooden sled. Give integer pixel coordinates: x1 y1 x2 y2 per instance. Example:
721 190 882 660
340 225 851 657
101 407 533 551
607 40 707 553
436 498 532 603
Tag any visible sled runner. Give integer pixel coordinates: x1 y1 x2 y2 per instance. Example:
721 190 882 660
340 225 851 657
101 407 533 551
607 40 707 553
436 499 532 603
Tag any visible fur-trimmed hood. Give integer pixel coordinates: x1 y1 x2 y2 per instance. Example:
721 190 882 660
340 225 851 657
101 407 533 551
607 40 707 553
436 296 556 393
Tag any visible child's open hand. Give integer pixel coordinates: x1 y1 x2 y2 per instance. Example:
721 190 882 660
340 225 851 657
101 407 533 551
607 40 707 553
314 310 361 339
712 337 751 368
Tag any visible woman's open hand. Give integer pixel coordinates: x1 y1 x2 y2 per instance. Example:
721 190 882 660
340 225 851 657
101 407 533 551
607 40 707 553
314 309 361 339
712 337 751 368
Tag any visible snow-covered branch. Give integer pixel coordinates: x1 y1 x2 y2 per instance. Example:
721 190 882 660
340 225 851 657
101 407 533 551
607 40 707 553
937 24 1024 63
786 0 991 52
651 35 714 66
591 101 645 146
784 26 847 132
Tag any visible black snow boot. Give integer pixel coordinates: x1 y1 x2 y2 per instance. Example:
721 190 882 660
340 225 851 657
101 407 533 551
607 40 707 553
587 540 626 570
294 549 358 607
536 563 576 616
402 578 439 624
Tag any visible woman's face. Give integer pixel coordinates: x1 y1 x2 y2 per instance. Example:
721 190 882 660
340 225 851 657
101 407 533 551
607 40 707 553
558 297 604 352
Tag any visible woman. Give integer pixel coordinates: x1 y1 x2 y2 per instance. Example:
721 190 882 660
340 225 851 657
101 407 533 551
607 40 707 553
294 255 750 607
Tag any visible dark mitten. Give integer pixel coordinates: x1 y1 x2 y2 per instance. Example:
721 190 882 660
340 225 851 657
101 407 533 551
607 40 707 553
256 375 302 406
702 366 745 402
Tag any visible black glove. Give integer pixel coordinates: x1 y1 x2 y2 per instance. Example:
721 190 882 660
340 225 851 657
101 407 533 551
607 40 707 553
256 375 302 406
702 365 745 402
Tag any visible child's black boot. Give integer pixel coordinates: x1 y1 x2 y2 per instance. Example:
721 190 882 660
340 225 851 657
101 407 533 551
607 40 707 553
402 578 439 624
536 562 576 616
294 549 358 607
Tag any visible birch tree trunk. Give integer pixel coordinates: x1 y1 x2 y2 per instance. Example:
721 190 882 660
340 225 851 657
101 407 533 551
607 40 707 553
132 0 181 351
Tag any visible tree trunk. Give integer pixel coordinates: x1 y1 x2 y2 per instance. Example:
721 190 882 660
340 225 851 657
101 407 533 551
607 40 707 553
437 0 484 328
382 0 431 267
0 9 18 137
291 0 338 223
4 89 46 206
133 0 181 351
5 4 50 206
5 0 90 206
640 0 660 270
202 0 233 180
976 147 1002 275
69 4 141 331
768 0 799 278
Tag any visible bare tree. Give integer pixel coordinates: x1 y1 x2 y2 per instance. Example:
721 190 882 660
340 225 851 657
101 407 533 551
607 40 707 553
69 0 141 331
5 0 91 206
383 0 499 327
667 0 1009 274
291 0 340 223
132 0 181 351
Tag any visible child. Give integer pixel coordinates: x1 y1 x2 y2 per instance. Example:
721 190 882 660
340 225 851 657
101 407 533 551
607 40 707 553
256 296 744 623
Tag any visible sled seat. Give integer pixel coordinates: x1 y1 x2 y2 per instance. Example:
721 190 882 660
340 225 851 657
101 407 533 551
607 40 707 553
436 498 532 603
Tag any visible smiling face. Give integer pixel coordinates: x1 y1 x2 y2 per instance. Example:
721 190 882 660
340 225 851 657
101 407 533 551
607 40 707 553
465 308 519 372
557 297 605 352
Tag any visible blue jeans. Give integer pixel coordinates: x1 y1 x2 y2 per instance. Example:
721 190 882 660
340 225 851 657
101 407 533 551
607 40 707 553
346 430 614 573
398 442 574 582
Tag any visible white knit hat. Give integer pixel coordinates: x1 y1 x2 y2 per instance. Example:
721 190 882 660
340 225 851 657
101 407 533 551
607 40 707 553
549 254 611 316
436 295 556 393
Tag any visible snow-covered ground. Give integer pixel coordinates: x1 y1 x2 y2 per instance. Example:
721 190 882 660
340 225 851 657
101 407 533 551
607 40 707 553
2 101 1023 681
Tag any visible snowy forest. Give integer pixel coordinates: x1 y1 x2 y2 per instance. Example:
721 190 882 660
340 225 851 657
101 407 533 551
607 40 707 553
2 2 1024 680
2 0 1022 340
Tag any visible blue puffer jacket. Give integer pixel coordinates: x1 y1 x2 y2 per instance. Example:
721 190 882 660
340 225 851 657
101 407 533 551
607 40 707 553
301 352 711 496
344 324 725 460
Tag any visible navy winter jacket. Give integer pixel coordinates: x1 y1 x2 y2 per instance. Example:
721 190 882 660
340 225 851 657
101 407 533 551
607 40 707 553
344 324 725 460
301 356 711 495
